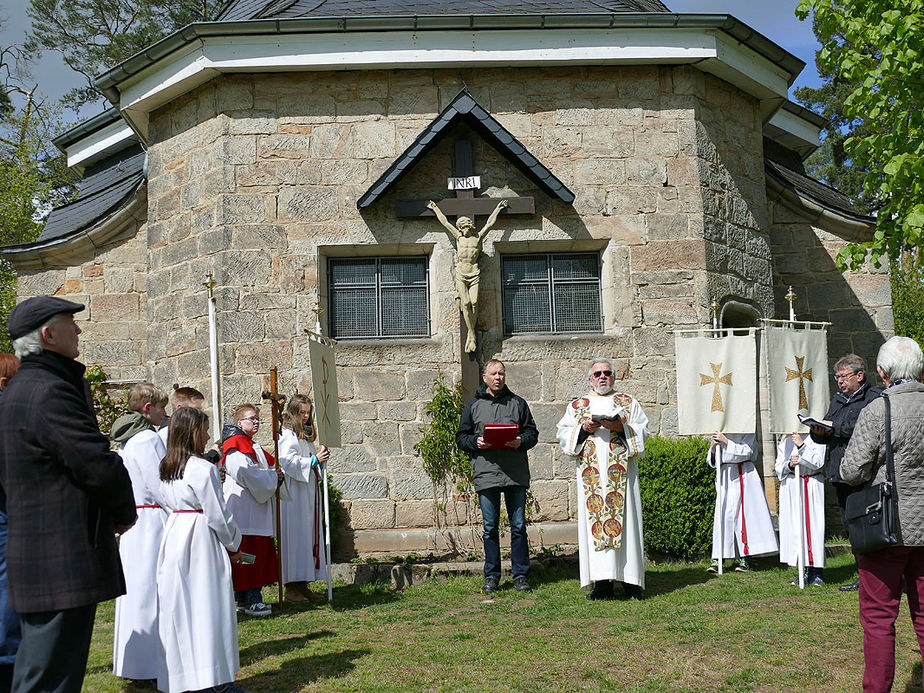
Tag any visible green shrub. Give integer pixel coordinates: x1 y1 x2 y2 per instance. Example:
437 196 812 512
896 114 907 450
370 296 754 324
638 434 714 560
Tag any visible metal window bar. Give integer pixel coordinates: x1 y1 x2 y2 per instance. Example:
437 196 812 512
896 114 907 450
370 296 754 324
329 257 429 339
502 252 602 335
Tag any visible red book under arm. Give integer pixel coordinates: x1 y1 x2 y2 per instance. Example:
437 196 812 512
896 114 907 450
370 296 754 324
483 424 519 449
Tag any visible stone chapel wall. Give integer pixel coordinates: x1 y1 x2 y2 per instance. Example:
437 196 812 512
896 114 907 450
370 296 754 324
138 64 781 554
15 216 150 381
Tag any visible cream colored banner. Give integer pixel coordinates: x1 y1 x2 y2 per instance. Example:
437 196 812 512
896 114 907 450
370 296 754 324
766 324 829 434
308 335 342 448
675 330 757 435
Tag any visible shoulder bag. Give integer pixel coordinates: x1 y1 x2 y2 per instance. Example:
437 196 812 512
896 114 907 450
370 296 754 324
845 393 900 554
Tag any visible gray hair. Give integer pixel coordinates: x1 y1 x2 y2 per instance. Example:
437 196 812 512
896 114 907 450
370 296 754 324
877 336 924 382
587 357 616 377
12 313 67 359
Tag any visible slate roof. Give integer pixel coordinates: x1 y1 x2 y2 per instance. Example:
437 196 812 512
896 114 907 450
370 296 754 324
764 139 873 224
35 145 146 244
219 0 671 22
357 89 574 209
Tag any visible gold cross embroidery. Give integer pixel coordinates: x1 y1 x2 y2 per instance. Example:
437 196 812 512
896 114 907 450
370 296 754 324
700 362 733 412
785 355 813 410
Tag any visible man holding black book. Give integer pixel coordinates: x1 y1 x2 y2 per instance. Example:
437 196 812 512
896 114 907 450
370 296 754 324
809 353 881 591
457 359 538 595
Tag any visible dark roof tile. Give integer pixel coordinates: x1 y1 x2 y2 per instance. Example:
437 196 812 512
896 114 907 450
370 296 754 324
36 146 146 243
220 0 670 21
357 89 574 208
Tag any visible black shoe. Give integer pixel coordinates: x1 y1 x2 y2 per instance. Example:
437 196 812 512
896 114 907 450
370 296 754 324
839 578 860 592
513 576 531 592
622 582 645 600
586 580 614 600
482 577 499 595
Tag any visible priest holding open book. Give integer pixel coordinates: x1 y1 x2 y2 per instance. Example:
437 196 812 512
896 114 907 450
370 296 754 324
556 358 650 600
457 359 539 595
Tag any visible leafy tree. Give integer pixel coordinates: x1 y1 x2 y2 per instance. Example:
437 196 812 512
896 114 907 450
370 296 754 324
26 0 227 112
795 1 924 270
0 38 78 352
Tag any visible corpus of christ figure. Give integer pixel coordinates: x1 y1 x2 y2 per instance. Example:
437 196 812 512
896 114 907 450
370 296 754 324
426 198 508 353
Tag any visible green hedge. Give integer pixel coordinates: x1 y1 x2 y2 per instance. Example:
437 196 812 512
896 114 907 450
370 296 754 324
639 435 714 560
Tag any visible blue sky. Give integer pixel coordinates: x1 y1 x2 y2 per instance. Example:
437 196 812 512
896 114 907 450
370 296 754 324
0 0 823 127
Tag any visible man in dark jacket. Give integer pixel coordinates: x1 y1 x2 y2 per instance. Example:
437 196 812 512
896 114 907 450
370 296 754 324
809 353 881 591
457 359 538 595
0 297 136 692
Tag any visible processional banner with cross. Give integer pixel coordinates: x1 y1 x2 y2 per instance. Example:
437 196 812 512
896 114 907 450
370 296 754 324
763 321 830 434
307 333 342 448
675 329 758 435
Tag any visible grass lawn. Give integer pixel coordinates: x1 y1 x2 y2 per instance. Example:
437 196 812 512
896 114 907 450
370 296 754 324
84 552 924 692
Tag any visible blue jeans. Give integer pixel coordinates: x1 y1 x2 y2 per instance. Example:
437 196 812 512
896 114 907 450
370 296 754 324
478 486 529 581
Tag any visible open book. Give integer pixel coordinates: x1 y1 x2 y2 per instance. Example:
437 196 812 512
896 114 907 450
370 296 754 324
797 414 833 432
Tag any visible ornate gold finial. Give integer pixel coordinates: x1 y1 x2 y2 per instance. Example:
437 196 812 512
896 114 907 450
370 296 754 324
202 271 216 297
311 303 324 320
785 285 797 322
710 297 720 329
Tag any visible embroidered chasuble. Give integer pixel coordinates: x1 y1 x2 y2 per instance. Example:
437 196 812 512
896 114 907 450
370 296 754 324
557 391 649 588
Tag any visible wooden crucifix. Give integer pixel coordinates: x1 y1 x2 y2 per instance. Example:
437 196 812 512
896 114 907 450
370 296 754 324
397 139 534 355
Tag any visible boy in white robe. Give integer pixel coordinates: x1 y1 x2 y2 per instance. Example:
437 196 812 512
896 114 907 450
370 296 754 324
222 403 286 617
110 382 168 682
708 432 778 572
776 432 826 586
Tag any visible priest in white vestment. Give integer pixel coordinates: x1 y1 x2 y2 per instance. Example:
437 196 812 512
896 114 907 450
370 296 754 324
556 358 650 600
776 432 826 586
708 432 778 571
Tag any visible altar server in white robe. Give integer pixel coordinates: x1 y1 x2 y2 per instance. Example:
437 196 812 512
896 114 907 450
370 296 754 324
110 382 169 682
156 407 245 693
557 358 650 600
708 432 778 571
776 432 826 586
279 394 331 602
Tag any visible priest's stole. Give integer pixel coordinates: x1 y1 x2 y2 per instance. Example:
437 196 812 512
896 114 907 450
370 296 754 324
675 329 757 435
765 323 829 434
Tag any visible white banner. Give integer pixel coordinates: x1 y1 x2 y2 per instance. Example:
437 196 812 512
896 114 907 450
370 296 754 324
765 324 829 434
308 335 342 448
675 330 758 435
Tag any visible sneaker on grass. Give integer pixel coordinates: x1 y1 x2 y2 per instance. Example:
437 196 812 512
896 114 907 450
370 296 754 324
243 601 272 617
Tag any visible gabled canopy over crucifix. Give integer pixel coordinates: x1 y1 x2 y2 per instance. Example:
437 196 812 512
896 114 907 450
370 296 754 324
397 139 535 353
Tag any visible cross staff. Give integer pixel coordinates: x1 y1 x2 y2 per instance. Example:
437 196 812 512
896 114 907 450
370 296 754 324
262 368 287 607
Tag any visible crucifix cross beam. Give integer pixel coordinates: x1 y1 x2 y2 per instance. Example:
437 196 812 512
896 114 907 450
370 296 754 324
396 138 534 219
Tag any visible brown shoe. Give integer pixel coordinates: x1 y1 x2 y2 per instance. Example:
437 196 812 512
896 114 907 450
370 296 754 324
285 583 307 602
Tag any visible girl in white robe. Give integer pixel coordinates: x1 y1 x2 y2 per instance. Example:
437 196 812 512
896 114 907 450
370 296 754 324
156 407 245 693
279 394 331 602
776 432 826 585
709 432 778 569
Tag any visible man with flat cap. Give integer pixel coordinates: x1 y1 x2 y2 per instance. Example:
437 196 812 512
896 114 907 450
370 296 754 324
0 297 136 692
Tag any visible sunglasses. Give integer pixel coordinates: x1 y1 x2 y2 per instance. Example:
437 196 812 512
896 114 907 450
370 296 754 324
592 370 613 378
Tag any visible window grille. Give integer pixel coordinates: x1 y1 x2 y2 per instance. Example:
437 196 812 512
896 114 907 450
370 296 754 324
329 256 429 339
502 252 603 335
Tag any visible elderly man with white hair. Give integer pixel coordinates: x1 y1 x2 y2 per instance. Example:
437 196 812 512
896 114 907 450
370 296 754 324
841 336 924 693
556 358 650 600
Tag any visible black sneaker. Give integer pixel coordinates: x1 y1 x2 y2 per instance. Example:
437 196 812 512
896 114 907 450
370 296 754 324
513 576 531 592
482 577 499 595
839 578 860 592
586 580 614 600
623 582 645 600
